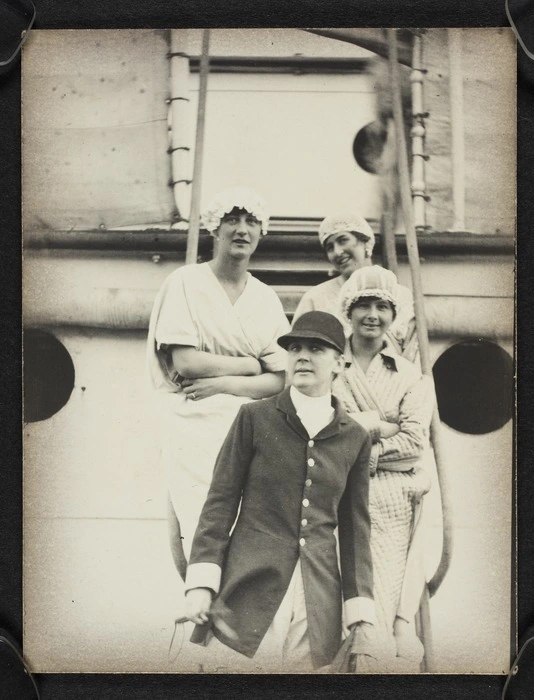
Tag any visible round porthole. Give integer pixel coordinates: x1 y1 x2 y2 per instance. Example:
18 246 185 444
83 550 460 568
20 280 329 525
24 330 75 423
352 120 388 174
432 340 513 435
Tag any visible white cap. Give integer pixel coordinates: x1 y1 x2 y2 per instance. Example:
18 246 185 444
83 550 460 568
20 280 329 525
201 186 269 236
318 212 375 257
340 265 399 321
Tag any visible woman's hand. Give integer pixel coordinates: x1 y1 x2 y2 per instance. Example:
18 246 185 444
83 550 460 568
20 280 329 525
402 467 431 502
245 357 263 376
393 617 424 663
182 376 230 401
350 621 378 659
348 412 399 443
170 347 262 380
379 421 400 439
182 367 284 402
185 587 213 625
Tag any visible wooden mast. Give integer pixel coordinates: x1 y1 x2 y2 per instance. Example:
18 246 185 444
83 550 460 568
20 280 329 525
185 29 210 266
387 27 454 606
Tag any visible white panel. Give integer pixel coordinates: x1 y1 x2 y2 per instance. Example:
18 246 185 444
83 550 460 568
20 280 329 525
462 29 516 235
23 30 175 230
188 72 380 220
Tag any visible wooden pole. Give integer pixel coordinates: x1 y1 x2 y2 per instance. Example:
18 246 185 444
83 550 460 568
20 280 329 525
448 28 466 231
381 205 398 275
410 31 427 230
415 586 435 671
169 30 192 223
185 29 210 266
381 78 398 275
380 163 398 274
387 29 453 598
388 30 432 370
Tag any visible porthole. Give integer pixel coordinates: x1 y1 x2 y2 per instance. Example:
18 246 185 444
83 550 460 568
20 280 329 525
24 330 75 423
432 340 513 435
352 120 388 174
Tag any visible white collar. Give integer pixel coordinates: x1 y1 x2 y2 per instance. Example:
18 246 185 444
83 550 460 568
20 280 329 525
290 385 332 412
289 386 334 438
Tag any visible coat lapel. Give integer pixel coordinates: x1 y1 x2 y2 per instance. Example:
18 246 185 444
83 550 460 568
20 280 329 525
275 388 349 441
276 388 309 439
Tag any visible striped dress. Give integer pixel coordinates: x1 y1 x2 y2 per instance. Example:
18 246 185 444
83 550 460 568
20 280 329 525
333 341 435 671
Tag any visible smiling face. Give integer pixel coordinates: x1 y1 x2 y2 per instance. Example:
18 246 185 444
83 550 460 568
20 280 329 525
324 231 368 280
349 296 395 341
287 339 344 397
215 207 262 261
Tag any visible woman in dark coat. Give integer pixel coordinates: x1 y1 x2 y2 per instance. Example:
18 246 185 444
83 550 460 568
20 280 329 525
184 311 376 672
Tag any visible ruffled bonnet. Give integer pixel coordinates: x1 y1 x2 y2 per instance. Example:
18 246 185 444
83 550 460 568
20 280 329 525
201 186 269 236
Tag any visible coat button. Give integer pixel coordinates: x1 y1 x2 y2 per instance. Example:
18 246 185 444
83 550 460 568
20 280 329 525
301 518 308 527
305 479 312 487
308 440 314 448
307 458 315 467
299 538 306 546
302 498 309 507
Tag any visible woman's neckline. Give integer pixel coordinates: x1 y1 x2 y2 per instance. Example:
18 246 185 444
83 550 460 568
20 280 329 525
206 260 250 307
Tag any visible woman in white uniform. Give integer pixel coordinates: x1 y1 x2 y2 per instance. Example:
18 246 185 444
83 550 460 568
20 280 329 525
147 187 290 578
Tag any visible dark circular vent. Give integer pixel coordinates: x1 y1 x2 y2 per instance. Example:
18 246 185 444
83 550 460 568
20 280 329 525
24 330 75 423
432 340 513 435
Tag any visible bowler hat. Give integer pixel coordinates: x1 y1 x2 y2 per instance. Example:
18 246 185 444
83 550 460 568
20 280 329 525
277 311 345 354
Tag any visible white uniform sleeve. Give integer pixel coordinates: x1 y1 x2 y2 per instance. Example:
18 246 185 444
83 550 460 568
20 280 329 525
257 291 290 373
154 270 199 350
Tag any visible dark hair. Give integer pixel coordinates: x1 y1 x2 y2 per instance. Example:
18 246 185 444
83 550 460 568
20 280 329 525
348 295 397 320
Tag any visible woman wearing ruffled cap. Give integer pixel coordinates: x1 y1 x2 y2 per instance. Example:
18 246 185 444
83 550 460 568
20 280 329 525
333 265 435 672
293 213 418 361
147 187 289 582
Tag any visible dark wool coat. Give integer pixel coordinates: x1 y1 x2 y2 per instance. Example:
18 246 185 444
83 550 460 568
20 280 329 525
188 387 373 669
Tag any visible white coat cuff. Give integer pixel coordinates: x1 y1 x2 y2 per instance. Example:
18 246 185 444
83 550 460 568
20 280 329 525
185 563 222 595
344 596 376 627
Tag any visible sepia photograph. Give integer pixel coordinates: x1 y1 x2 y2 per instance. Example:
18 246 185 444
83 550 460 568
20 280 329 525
22 27 515 674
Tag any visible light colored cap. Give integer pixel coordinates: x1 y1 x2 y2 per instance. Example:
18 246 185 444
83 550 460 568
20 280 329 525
340 265 399 321
201 186 269 236
318 212 375 256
